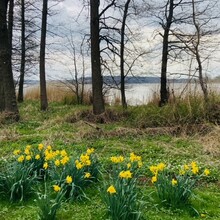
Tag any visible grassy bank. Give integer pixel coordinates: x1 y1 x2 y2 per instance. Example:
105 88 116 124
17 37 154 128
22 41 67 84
0 100 220 219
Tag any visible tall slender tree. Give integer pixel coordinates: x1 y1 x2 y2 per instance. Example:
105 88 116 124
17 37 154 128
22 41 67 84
90 0 105 115
159 0 174 106
17 0 25 102
39 0 48 111
0 0 19 120
120 0 131 109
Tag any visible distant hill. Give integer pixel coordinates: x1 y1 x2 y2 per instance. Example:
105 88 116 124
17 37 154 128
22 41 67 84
85 76 189 84
24 76 189 85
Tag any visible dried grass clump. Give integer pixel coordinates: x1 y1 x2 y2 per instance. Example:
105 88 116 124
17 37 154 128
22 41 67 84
67 108 129 124
199 126 220 157
24 84 71 102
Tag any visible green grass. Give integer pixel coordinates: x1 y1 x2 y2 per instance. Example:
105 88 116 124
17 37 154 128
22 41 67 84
0 100 220 219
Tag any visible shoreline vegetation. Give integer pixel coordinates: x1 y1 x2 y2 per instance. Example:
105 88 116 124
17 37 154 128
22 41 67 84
0 88 220 219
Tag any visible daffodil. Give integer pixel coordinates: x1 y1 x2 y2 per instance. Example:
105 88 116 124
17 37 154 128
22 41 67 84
60 156 70 165
17 155 25 163
38 143 44 151
171 179 178 186
157 163 166 171
204 169 210 176
26 155 32 161
179 169 185 175
110 156 124 163
35 154 40 160
43 162 48 169
130 152 141 162
47 145 52 151
75 160 83 169
84 172 91 178
151 176 157 183
119 170 132 179
60 149 67 157
24 148 30 155
53 185 61 192
13 149 21 155
107 185 116 194
149 165 158 175
87 148 95 155
66 175 73 184
54 159 61 167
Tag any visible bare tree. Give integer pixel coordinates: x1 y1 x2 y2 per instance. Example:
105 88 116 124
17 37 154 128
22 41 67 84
90 0 105 114
39 0 48 111
0 0 19 120
159 0 175 106
170 0 220 101
120 0 131 109
60 34 88 105
17 0 25 102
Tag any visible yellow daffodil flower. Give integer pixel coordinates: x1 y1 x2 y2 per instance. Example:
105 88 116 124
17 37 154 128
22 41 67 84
17 155 25 163
151 176 157 183
43 162 48 169
204 169 210 176
107 185 116 194
84 172 91 178
35 154 40 160
66 175 73 184
38 144 44 151
53 185 61 192
86 148 95 155
171 179 178 186
119 170 132 179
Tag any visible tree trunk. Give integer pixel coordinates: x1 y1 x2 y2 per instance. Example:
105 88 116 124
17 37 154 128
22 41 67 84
192 0 208 102
39 0 48 111
0 0 19 120
90 0 105 115
8 0 13 52
159 0 174 106
18 0 25 103
0 72 5 112
120 0 131 109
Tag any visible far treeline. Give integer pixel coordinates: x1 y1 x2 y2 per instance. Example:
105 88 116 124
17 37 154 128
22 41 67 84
0 0 220 121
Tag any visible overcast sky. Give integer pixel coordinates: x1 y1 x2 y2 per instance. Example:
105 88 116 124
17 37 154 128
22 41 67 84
40 0 220 81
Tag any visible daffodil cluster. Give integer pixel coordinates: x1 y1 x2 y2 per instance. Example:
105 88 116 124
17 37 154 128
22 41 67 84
50 147 98 200
149 161 211 208
103 152 142 220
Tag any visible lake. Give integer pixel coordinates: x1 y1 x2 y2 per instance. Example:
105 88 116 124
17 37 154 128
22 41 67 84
106 83 220 105
23 82 220 105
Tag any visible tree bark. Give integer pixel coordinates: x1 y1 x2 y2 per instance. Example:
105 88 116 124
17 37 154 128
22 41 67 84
18 0 25 103
192 0 208 101
159 0 174 106
39 0 48 111
120 0 131 109
90 0 105 115
0 0 19 119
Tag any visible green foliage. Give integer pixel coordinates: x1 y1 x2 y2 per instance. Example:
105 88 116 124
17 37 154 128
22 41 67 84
101 153 143 220
0 162 37 202
102 178 141 220
50 148 99 200
149 162 210 209
36 182 66 220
